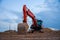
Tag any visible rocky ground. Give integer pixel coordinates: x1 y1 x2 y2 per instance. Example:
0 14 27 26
0 28 60 40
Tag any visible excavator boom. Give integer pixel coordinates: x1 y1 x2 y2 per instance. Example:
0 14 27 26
23 5 37 27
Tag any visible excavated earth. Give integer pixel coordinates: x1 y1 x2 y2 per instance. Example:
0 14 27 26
0 28 60 40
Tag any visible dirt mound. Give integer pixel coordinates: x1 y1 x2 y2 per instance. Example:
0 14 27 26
0 28 60 40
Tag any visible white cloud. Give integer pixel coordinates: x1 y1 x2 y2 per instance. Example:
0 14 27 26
49 27 59 31
0 21 9 32
27 16 32 26
0 9 18 20
0 21 18 32
9 23 18 31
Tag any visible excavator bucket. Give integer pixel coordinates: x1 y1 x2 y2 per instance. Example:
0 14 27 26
18 23 29 34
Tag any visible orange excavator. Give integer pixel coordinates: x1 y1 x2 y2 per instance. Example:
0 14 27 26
23 5 43 33
18 5 43 34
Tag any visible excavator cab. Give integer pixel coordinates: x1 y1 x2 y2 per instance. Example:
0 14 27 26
30 20 43 33
37 20 43 27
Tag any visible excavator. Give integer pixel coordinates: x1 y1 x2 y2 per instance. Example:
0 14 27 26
18 5 43 34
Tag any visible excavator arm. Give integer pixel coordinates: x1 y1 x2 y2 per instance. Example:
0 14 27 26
23 5 37 27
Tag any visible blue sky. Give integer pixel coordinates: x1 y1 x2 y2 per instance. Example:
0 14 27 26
0 0 60 32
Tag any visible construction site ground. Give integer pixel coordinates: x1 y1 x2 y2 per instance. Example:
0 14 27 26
0 28 60 40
